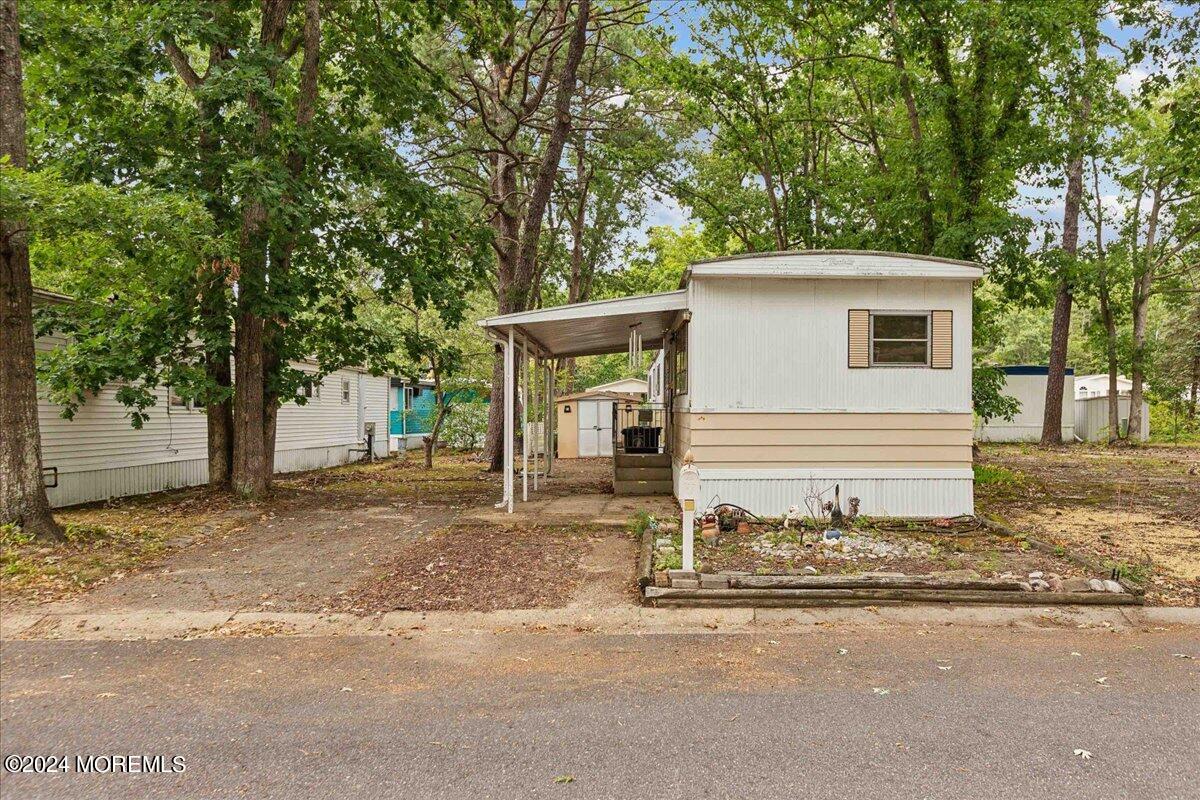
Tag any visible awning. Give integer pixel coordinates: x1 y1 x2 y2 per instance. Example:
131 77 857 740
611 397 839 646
478 290 688 358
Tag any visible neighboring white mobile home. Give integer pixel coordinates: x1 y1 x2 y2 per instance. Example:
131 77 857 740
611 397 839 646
481 251 983 518
33 290 392 508
975 365 1075 442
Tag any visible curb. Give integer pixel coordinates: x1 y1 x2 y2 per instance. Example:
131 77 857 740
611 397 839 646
3 604 1198 642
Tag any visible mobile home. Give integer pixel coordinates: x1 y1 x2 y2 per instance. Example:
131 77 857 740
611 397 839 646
481 251 982 518
974 365 1075 442
33 289 393 508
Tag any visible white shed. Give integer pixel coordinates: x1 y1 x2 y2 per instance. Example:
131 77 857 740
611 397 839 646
975 365 1075 442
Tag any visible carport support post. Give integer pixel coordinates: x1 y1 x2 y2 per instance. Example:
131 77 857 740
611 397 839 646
545 363 554 477
505 327 514 513
521 338 528 502
532 357 539 491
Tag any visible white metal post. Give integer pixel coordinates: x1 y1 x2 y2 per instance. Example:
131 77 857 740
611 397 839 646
548 365 555 476
505 328 514 513
677 451 701 573
521 339 528 502
545 363 553 477
534 358 541 490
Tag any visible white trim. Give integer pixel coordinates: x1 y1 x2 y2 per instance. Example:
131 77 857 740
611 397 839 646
687 252 984 281
478 290 688 328
697 467 975 480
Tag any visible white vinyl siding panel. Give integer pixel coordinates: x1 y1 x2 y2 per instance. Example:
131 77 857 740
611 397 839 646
35 334 391 507
688 277 973 412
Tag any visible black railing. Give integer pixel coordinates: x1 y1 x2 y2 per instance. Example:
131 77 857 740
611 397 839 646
612 402 667 455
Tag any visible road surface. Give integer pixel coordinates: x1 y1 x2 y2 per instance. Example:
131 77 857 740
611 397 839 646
2 624 1198 798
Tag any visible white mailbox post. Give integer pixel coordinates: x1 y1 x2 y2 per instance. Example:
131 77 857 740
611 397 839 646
677 450 701 572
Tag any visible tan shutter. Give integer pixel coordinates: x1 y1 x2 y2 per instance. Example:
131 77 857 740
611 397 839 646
931 310 953 369
848 309 869 368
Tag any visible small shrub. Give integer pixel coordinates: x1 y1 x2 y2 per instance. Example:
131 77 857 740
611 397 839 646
973 464 1025 487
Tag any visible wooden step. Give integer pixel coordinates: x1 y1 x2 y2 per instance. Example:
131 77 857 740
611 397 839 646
613 479 674 496
615 453 670 468
614 467 672 482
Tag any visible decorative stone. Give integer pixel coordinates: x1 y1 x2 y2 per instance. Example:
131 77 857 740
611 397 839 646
668 570 699 581
655 537 672 548
1103 579 1125 593
1088 579 1106 592
654 571 670 588
1017 582 1033 592
1028 571 1044 579
1061 577 1092 592
736 520 751 534
700 574 730 589
802 566 820 575
1030 579 1051 592
1046 575 1064 592
672 578 700 589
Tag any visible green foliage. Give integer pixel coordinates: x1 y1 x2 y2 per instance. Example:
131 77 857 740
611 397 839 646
972 366 1022 424
972 464 1025 487
440 401 490 450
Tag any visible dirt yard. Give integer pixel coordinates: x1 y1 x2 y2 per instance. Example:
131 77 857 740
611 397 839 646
975 444 1200 606
1 453 650 617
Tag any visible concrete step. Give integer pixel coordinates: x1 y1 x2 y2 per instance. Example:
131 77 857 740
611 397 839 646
613 479 674 496
614 467 673 482
615 453 670 468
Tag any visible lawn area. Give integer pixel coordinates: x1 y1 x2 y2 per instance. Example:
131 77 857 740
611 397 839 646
1 451 497 609
974 443 1200 606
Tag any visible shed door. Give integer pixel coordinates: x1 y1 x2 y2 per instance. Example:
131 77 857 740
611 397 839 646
577 400 614 457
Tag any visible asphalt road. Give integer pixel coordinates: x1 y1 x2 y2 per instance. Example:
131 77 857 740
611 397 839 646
2 625 1198 799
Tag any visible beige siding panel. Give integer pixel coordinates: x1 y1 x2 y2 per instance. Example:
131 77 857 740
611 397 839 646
848 309 869 368
556 399 579 458
691 428 972 447
691 461 970 470
931 310 953 369
690 444 971 464
686 412 973 431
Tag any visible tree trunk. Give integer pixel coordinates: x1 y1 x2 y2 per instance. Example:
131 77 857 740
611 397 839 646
0 0 64 541
1127 186 1160 443
1041 24 1093 446
485 0 590 472
206 347 234 484
231 201 269 497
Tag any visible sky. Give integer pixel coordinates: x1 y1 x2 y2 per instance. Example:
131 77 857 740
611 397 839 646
622 1 1188 253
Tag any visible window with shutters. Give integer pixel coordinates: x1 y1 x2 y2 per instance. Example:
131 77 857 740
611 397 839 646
870 312 930 366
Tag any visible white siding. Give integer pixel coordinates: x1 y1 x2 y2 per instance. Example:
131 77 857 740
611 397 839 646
673 464 974 518
686 277 974 413
36 334 392 508
975 372 1074 442
1074 395 1149 442
360 374 391 457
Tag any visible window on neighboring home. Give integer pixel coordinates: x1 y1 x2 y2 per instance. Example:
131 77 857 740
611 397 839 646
673 324 688 395
168 387 188 409
870 312 930 366
296 383 315 399
341 379 351 403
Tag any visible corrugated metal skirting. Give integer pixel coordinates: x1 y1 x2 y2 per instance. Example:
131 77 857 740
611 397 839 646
682 475 974 519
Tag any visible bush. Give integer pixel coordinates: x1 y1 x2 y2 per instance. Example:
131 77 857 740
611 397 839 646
441 401 489 450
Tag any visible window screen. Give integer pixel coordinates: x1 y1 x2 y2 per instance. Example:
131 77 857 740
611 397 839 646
871 313 929 366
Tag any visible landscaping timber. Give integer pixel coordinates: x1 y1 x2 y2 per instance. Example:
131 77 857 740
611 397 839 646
729 575 1029 591
642 586 1143 607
